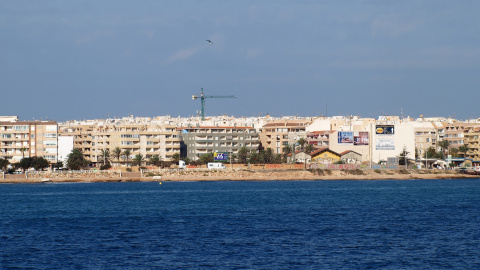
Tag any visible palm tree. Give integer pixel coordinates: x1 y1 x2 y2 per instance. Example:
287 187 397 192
297 138 307 151
282 144 292 155
305 144 314 154
449 147 459 158
99 148 110 165
459 144 469 158
112 147 122 166
237 146 249 164
132 154 144 167
171 153 180 165
19 147 28 159
263 148 274 164
122 149 131 166
66 148 89 170
438 140 451 158
248 151 260 164
148 155 163 167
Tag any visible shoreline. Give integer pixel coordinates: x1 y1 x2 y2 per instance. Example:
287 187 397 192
2 169 479 184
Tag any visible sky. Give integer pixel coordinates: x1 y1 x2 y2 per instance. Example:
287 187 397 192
1 0 480 121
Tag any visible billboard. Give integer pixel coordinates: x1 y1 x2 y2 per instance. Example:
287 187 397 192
376 138 395 150
338 132 354 144
375 125 395 135
214 152 228 161
354 131 369 145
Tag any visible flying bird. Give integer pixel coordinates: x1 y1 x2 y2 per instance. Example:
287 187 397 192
206 40 213 45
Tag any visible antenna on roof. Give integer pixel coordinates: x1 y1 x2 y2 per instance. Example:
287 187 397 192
325 96 328 117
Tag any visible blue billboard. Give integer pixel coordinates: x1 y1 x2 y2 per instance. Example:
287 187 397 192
214 152 228 161
338 132 354 144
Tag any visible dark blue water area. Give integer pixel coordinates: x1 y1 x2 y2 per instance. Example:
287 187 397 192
1 179 480 269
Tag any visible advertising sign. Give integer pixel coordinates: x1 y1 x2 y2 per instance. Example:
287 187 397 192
354 131 369 145
375 125 395 135
338 132 354 144
376 138 395 150
214 152 228 161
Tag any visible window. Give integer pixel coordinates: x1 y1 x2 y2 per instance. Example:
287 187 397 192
13 126 28 131
45 133 57 138
121 134 139 138
44 155 56 161
121 141 134 145
44 140 57 146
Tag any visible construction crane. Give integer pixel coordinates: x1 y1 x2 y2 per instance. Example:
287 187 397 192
192 88 236 121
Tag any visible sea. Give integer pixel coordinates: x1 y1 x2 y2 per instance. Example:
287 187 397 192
1 179 479 269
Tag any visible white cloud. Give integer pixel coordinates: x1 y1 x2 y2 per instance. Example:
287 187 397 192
163 47 202 64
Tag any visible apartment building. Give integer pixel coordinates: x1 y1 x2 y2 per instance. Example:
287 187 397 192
463 126 480 161
412 122 438 158
306 131 333 148
259 120 310 154
0 116 58 163
442 122 468 149
59 118 181 165
180 126 259 160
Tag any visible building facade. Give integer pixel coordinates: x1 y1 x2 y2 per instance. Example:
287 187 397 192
59 119 181 166
259 120 310 154
0 117 59 164
180 126 259 160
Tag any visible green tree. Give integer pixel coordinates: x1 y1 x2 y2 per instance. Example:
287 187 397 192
274 154 283 164
398 146 410 166
99 148 110 165
425 146 442 159
282 144 292 155
229 153 237 164
132 154 145 166
198 153 214 164
0 158 10 172
449 147 459 158
297 138 307 151
171 153 181 164
459 144 469 158
237 146 249 164
305 144 314 154
263 148 274 164
19 147 28 159
438 140 451 158
66 148 89 170
248 151 260 164
31 156 50 171
148 155 163 167
112 147 122 166
122 149 131 166
18 157 32 172
54 161 64 170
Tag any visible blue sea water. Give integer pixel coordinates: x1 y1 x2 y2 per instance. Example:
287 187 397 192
1 179 480 269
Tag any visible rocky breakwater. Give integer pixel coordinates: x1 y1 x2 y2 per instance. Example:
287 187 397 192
27 170 122 182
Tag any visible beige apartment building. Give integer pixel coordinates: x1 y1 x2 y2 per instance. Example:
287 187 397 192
180 126 259 160
259 120 310 154
59 120 181 166
463 127 480 161
0 116 59 164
